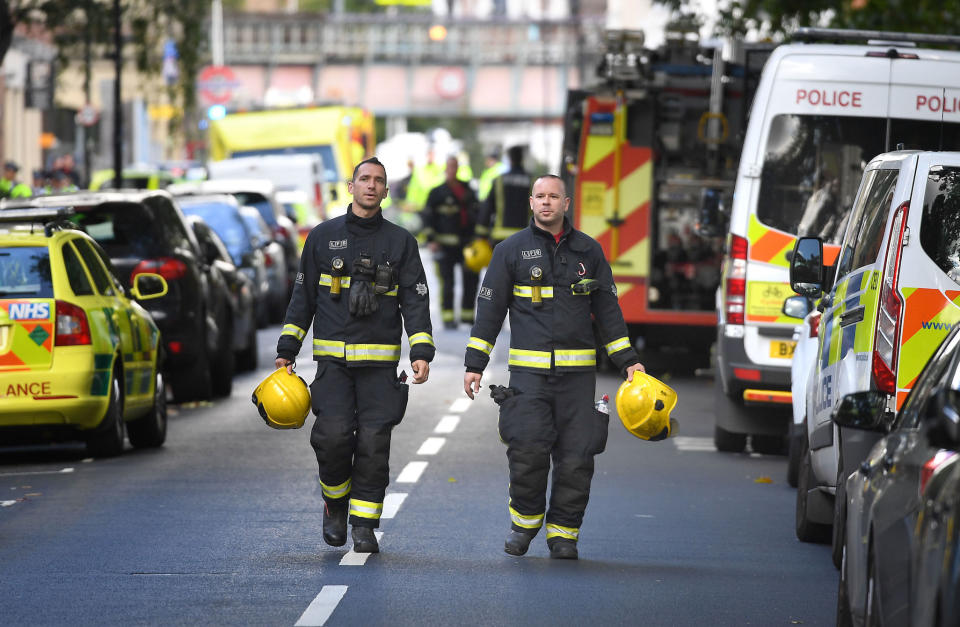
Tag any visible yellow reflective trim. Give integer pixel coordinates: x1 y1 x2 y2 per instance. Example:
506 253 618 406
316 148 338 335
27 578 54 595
508 348 551 368
349 498 383 519
319 274 351 288
281 324 306 341
345 343 401 362
409 332 435 347
513 285 554 298
604 336 630 354
320 477 352 499
554 349 596 367
545 523 579 540
509 505 544 529
313 338 346 358
468 336 494 354
433 233 460 246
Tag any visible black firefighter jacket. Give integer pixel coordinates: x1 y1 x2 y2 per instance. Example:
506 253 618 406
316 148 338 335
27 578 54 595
464 217 639 375
421 180 478 248
277 206 435 367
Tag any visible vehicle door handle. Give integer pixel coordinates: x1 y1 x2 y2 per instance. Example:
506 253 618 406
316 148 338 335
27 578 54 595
882 455 895 472
840 305 865 327
859 461 873 476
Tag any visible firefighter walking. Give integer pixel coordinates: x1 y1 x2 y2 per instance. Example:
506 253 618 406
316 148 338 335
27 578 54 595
275 157 435 554
463 175 644 560
475 145 531 245
422 155 480 329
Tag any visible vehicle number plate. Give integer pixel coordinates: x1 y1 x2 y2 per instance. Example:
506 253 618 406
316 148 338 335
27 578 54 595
770 340 796 358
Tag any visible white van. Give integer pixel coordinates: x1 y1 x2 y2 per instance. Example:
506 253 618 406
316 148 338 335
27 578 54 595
713 28 960 454
206 154 328 223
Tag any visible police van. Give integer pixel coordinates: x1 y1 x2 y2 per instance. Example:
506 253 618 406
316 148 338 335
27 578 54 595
790 150 960 547
712 28 960 454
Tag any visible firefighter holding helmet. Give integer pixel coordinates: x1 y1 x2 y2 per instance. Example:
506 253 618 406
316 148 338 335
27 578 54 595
463 174 645 560
275 157 435 554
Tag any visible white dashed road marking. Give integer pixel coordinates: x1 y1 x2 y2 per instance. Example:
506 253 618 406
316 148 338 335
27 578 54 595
2 500 17 507
449 398 472 413
416 437 446 456
434 415 460 434
0 467 75 477
672 437 716 452
295 585 348 626
381 493 407 519
339 532 385 566
396 461 428 484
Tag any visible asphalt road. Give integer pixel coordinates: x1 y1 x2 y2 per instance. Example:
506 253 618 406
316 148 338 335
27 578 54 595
0 315 839 626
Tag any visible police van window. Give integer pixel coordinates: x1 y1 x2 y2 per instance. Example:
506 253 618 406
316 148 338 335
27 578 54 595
61 242 94 296
0 247 53 298
759 114 884 239
73 238 115 296
848 170 899 272
919 166 960 282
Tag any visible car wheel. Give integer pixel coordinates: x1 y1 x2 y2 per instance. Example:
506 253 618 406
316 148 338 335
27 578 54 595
714 425 747 453
127 373 167 448
796 436 831 543
832 467 847 570
752 433 786 455
786 423 803 487
837 545 854 627
237 322 259 372
86 373 125 458
171 343 213 403
211 321 235 398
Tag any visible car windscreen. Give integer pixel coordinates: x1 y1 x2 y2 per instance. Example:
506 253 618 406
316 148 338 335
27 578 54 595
179 201 254 265
230 145 339 183
71 202 166 258
0 247 53 298
919 166 960 283
231 193 276 227
758 114 960 241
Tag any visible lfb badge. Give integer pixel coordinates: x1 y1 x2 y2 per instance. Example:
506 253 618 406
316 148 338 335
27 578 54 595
416 282 428 296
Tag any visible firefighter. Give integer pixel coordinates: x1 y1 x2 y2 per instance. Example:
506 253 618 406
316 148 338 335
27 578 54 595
463 174 644 560
0 161 32 198
275 157 435 554
477 148 505 202
476 145 531 245
422 155 480 329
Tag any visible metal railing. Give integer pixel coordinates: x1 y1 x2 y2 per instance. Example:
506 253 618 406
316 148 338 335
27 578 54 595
221 12 607 66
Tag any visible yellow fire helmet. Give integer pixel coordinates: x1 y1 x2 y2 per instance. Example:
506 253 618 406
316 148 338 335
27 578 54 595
252 368 311 429
463 238 493 273
615 372 678 441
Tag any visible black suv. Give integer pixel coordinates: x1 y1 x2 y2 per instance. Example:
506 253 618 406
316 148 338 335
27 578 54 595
10 192 234 402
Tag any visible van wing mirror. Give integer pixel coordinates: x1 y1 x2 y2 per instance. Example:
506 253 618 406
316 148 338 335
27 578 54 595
781 295 811 319
697 188 727 237
832 391 893 433
790 237 823 298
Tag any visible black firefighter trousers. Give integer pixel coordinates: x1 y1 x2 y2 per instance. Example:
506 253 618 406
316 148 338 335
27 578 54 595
309 362 409 528
434 244 479 324
495 370 608 545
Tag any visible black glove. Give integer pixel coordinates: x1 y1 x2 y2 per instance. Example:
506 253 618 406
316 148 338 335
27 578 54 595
489 384 520 405
350 256 379 317
571 279 603 294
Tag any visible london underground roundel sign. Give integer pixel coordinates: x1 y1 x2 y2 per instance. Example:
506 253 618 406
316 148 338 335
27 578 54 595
197 65 239 105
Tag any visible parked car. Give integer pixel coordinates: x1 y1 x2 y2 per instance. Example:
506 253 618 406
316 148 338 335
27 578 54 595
789 151 960 552
0 206 168 456
167 179 299 297
186 215 258 373
836 324 960 627
175 194 272 328
239 205 289 323
6 191 235 403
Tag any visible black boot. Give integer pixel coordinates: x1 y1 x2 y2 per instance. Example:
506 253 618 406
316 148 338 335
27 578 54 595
548 539 578 560
322 501 348 547
504 530 536 556
352 526 379 553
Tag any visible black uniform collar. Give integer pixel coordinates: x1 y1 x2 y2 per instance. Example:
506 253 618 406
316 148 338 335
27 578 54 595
529 217 591 252
530 216 572 241
346 203 383 233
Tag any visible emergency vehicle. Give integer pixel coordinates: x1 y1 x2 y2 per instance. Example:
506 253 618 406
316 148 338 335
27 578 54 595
561 30 770 370
0 207 168 456
790 150 960 545
713 28 960 454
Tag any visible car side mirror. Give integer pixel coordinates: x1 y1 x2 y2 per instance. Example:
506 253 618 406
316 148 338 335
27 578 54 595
130 272 169 301
781 295 811 319
833 391 893 433
790 237 824 298
697 188 728 237
203 241 219 265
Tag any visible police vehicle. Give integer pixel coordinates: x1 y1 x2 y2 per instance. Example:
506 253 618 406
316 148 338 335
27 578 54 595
790 150 960 553
0 207 168 456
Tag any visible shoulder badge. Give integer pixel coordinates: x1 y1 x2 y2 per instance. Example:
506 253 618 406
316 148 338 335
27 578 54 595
416 282 428 296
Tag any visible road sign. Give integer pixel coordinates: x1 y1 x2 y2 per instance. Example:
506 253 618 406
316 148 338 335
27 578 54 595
197 65 240 106
75 105 99 127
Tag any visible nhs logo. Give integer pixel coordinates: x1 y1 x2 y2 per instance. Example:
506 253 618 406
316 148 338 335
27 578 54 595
8 302 50 320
